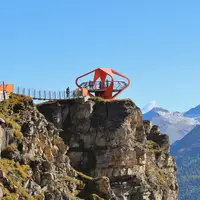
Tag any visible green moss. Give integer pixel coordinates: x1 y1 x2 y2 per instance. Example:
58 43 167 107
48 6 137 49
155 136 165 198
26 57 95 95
0 158 34 199
1 144 19 159
34 192 45 200
0 93 32 114
145 163 167 186
0 100 23 140
91 194 104 200
89 96 133 103
89 96 106 102
64 191 78 200
146 140 162 154
72 167 93 180
15 162 31 179
0 159 31 179
8 93 32 103
134 141 145 148
64 176 85 190
1 186 18 200
5 144 18 151
147 140 156 148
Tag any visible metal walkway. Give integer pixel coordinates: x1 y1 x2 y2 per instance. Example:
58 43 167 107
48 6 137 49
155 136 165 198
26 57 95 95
14 87 82 101
80 80 127 92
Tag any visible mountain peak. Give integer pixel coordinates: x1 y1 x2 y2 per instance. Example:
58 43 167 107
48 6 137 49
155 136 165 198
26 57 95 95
150 107 169 113
142 107 169 120
142 106 200 144
184 104 200 119
171 124 200 156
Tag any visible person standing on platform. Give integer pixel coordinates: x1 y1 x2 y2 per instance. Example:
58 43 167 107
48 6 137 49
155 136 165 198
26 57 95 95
66 87 70 98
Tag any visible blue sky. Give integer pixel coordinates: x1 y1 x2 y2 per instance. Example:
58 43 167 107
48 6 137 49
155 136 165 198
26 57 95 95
0 0 200 112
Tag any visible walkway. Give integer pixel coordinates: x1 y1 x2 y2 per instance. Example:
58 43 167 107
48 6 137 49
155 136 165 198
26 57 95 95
14 87 82 101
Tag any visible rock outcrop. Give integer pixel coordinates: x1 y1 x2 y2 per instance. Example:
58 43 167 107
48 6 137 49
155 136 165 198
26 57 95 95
0 94 112 200
37 97 179 200
0 94 178 199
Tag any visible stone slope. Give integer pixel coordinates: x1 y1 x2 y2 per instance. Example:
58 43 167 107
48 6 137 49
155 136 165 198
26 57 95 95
38 97 178 200
0 94 112 200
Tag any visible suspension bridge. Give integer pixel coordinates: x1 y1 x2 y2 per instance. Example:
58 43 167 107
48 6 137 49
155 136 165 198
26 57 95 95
0 83 80 101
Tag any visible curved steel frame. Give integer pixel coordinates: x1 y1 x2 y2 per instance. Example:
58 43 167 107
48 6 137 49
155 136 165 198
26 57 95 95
75 68 130 99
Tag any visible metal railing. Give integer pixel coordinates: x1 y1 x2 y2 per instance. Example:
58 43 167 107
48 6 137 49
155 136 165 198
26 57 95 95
14 87 83 100
79 81 127 91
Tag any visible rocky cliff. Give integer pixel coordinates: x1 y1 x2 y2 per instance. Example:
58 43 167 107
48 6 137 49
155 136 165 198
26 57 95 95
0 94 116 200
37 97 179 200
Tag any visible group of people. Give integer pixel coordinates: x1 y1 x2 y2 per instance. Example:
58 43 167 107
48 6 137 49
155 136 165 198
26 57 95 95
65 79 111 98
88 79 110 89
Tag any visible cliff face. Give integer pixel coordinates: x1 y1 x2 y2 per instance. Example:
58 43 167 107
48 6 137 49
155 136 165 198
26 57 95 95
38 97 178 200
0 95 113 200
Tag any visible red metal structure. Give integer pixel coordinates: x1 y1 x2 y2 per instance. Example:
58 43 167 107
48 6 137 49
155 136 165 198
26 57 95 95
75 68 130 99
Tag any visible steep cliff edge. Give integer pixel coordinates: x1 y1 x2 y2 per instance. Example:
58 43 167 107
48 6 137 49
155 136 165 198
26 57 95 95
0 94 113 200
37 97 178 200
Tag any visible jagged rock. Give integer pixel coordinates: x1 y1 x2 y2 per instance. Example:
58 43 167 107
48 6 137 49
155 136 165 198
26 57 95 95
42 160 52 172
92 176 118 199
1 145 21 161
21 121 35 136
40 172 54 187
148 125 161 139
25 179 42 195
0 94 178 200
143 120 152 135
0 94 84 199
0 126 13 154
45 192 55 200
38 98 178 200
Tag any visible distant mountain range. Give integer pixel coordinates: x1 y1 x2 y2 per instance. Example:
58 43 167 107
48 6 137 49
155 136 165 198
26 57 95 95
142 105 200 144
143 105 200 199
171 125 200 200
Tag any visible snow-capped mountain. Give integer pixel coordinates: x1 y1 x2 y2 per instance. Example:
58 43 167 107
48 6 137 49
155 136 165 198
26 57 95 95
142 107 169 119
143 107 200 144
